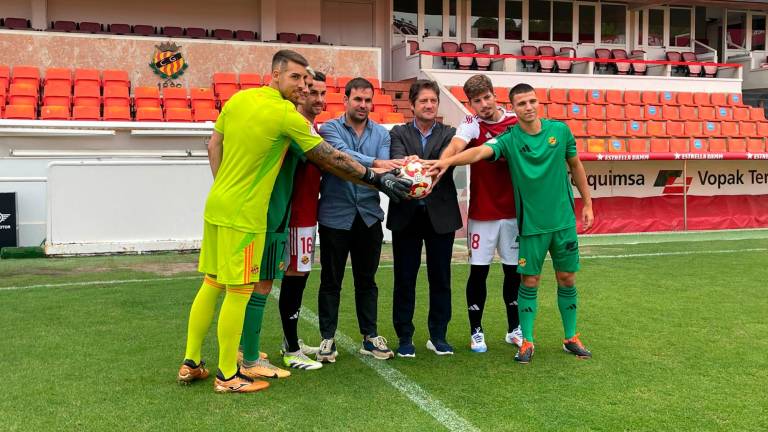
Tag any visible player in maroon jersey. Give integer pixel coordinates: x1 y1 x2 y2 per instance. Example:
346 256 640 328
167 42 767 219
278 70 327 370
438 74 521 353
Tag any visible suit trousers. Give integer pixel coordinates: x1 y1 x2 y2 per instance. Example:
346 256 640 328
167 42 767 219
392 206 454 342
318 214 382 339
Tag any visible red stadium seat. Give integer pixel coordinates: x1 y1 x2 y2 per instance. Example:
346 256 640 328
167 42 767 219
607 138 627 152
133 24 156 36
679 105 697 121
382 112 405 123
750 107 766 121
72 105 100 120
676 92 694 106
758 122 768 137
103 70 129 89
73 84 101 107
193 108 220 122
108 23 131 35
534 88 548 103
650 138 670 152
670 138 688 152
663 106 680 121
368 111 383 123
684 121 702 136
606 105 624 120
721 121 739 137
336 76 353 91
587 120 606 136
709 138 727 152
239 73 262 89
568 104 586 119
693 92 713 106
186 28 208 39
660 91 677 105
162 26 183 37
566 119 586 136
575 138 586 153
9 84 38 106
217 87 239 106
45 68 72 88
78 22 102 33
12 66 40 88
627 120 644 136
315 111 333 124
134 87 161 108
494 87 510 104
624 90 641 105
690 138 708 152
605 90 624 105
702 121 721 137
641 91 659 104
372 94 393 113
624 104 642 120
666 121 684 137
727 93 743 106
0 65 9 90
587 139 605 152
104 86 130 108
450 86 467 102
586 105 604 119
739 121 757 136
710 93 727 106
74 69 100 87
4 104 36 119
162 88 189 109
716 106 732 121
537 103 546 117
587 89 605 104
165 107 193 122
548 103 567 119
41 105 70 120
606 120 626 136
549 88 567 104
103 106 131 121
628 139 647 152
568 88 587 104
213 29 235 40
732 106 750 121
136 107 163 121
42 83 71 107
191 88 216 111
698 106 716 121
5 18 31 30
235 30 257 41
645 105 662 120
647 121 665 136
728 138 747 152
747 138 765 152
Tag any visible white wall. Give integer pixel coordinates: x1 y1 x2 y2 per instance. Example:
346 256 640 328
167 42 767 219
277 0 322 35
0 0 31 19
46 0 261 31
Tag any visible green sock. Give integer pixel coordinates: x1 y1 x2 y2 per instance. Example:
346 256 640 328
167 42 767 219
557 286 578 339
241 292 268 363
517 285 538 342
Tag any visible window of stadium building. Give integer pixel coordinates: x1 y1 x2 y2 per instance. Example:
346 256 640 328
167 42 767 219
394 0 418 36
669 8 692 47
529 0 551 40
471 0 499 38
752 14 766 51
727 11 747 50
449 0 457 37
648 8 664 46
505 0 523 40
578 4 596 44
529 0 573 42
601 3 626 44
425 0 444 37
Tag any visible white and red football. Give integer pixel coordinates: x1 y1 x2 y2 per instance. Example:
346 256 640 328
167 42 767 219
399 161 432 199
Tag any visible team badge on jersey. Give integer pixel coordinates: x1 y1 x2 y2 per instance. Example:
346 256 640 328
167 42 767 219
301 256 310 265
518 257 527 267
548 136 557 146
150 42 188 80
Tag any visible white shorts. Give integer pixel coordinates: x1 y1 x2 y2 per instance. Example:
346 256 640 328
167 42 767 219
467 218 520 265
288 225 317 273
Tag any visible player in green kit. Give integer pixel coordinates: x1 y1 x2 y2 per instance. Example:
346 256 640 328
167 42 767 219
429 83 594 364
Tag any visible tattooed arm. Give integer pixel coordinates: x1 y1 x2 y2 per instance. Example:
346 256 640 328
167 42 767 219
304 140 368 185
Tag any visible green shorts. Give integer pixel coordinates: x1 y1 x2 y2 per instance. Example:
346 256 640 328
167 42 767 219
517 226 580 275
198 221 265 286
258 231 289 281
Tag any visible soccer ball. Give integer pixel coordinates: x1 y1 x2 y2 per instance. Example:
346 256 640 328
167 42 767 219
399 161 432 199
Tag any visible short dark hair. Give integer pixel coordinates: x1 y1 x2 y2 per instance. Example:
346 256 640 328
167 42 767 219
271 49 309 71
408 79 440 105
509 83 536 101
311 70 326 82
344 77 374 97
463 74 494 100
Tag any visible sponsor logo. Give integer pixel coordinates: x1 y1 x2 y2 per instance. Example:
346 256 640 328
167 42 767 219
565 241 578 252
0 213 9 223
520 306 534 313
548 136 557 146
573 171 647 190
518 258 527 266
519 144 532 153
468 304 480 311
653 170 691 195
149 42 188 80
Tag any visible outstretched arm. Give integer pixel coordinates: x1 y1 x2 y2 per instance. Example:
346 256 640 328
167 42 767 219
567 155 594 230
427 144 494 183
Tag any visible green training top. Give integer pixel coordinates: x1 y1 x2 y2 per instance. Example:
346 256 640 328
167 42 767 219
485 119 578 236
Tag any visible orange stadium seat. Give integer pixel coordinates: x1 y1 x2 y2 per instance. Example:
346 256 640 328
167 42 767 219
163 88 189 109
728 138 746 152
368 78 382 94
102 70 130 89
213 72 239 96
323 76 339 93
217 87 239 106
679 105 697 121
693 92 713 106
136 107 163 122
12 66 40 88
758 122 768 137
698 106 716 121
650 138 670 152
450 86 467 102
588 89 605 104
710 93 727 106
606 119 626 136
0 65 9 89
587 139 605 152
670 138 688 152
684 121 702 136
666 121 684 137
575 138 586 152
72 105 101 120
534 88 548 103
42 84 71 107
0 87 6 106
750 107 766 121
647 121 665 136
191 88 216 110
747 138 765 152
702 121 720 136
104 86 130 107
382 112 405 123
45 68 72 88
677 92 694 106
663 106 680 120
727 93 742 106
548 103 567 119
566 119 586 136
641 91 659 104
716 106 731 120
660 91 677 105
336 76 353 91
193 108 219 122
372 94 393 113
368 111 383 123
549 88 567 104
568 88 587 104
103 106 131 121
537 103 546 117
739 121 757 136
627 120 644 136
645 105 662 120
40 105 70 120
165 107 193 122
9 84 38 106
709 138 727 152
624 104 642 119
494 87 510 104
690 138 707 152
568 104 586 119
4 104 36 119
732 106 750 121
315 111 333 123
624 90 641 105
73 85 101 107
239 73 262 89
607 138 626 152
721 121 739 137
134 87 161 108
586 104 604 119
74 69 100 87
605 90 624 105
587 120 606 136
606 104 624 120
628 138 647 152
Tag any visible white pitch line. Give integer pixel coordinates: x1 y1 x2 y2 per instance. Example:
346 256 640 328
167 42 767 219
270 286 479 432
2 247 765 293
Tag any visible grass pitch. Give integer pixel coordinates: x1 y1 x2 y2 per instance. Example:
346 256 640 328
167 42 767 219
1 231 767 431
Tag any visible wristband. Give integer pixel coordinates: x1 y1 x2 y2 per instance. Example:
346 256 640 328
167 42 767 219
361 167 377 185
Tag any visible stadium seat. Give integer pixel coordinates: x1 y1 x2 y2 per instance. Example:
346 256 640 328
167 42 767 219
368 111 383 123
710 138 727 152
758 122 768 137
566 119 586 136
299 33 320 44
739 121 757 136
133 24 156 36
606 104 624 120
534 88 548 103
732 106 750 121
628 139 647 152
727 93 742 106
747 138 765 152
72 105 101 120
538 46 556 73
103 106 131 121
235 30 257 41
663 106 680 120
548 103 567 119
218 87 238 106
368 78 382 94
186 28 208 38
721 121 739 137
605 90 623 105
660 91 677 105
666 121 684 137
594 48 612 74
0 87 5 106
710 93 727 106
277 32 298 43
42 84 71 107
191 88 216 111
728 138 746 152
0 65 9 89
698 106 716 121
568 89 587 104
606 120 626 136
134 86 161 108
162 26 183 37
108 23 131 35
641 91 659 105
4 104 36 119
607 138 626 152
537 103 546 117
12 66 40 88
575 138 586 153
407 40 420 56
690 138 707 152
624 90 641 105
647 121 665 136
103 70 129 89
78 22 102 33
587 139 605 152
449 86 466 102
676 92 694 106
40 105 70 120
716 107 732 120
670 138 688 152
627 120 644 136
679 105 697 121
136 107 163 121
165 107 193 122
624 104 642 119
104 86 130 107
588 89 605 104
73 84 101 107
315 111 333 123
9 84 38 106
631 50 648 75
74 69 100 87
262 73 273 86
336 76 353 91
682 52 702 76
382 112 405 123
569 104 586 119
586 105 604 119
650 138 670 152
45 68 72 88
213 29 235 40
549 88 567 104
556 47 575 73
440 42 459 68
372 94 393 113
587 120 606 136
5 17 31 29
494 87 510 104
749 107 766 121
684 121 702 136
612 49 632 75
51 20 77 32
162 88 189 109
693 92 713 106
702 121 720 137
239 73 262 89
645 105 662 120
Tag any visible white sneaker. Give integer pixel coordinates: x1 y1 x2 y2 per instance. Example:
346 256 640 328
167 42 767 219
470 328 487 353
316 338 338 363
281 338 320 356
505 326 523 348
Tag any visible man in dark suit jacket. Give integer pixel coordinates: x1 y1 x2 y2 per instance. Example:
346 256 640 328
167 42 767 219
388 79 462 357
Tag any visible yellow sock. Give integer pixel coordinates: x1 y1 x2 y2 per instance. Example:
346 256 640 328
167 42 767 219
217 284 254 378
183 276 224 363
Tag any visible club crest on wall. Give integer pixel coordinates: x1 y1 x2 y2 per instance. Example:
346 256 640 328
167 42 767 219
149 42 188 80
